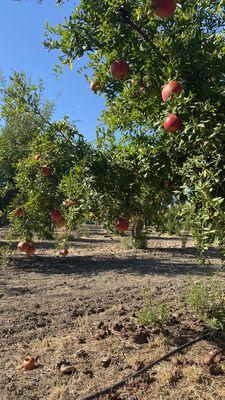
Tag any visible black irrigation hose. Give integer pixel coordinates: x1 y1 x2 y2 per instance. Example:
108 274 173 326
80 330 211 400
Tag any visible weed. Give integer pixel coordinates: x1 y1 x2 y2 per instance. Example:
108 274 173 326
139 290 171 327
186 278 225 331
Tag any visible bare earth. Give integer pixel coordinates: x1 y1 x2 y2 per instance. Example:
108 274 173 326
1 226 225 400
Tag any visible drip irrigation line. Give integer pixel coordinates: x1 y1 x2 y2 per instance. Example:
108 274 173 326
80 330 211 400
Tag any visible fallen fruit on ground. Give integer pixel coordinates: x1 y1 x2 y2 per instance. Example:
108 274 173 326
203 350 218 366
163 114 183 132
20 356 37 371
18 241 29 253
162 81 183 102
116 218 129 233
59 248 69 256
26 243 36 256
110 60 130 81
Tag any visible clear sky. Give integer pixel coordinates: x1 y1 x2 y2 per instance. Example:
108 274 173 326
0 0 105 141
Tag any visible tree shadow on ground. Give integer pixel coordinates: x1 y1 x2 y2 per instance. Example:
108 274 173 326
146 246 221 259
8 246 223 278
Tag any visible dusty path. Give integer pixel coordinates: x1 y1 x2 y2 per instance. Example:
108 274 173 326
0 227 225 400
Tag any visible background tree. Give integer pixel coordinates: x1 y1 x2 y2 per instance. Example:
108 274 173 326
0 72 54 223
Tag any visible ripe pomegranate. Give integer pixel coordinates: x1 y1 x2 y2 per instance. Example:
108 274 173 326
41 166 52 176
110 60 130 81
90 79 102 93
116 218 129 233
55 217 67 228
163 114 183 132
59 248 69 257
26 243 36 256
162 81 183 102
18 241 29 253
154 0 177 18
15 208 24 217
50 209 62 222
34 153 41 161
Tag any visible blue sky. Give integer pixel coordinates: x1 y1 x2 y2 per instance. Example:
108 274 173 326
0 0 105 141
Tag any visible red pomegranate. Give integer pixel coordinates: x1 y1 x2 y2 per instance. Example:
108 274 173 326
162 81 183 102
50 209 62 222
59 248 69 257
154 0 177 18
34 153 41 161
110 60 130 81
116 218 129 233
163 114 183 132
15 208 24 217
18 241 29 253
41 166 52 176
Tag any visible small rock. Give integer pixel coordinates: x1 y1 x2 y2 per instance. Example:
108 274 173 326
101 358 112 368
83 368 94 378
118 304 127 316
96 321 104 329
112 322 124 332
60 364 76 375
132 329 149 344
76 349 88 358
94 329 108 340
170 313 180 325
77 337 86 344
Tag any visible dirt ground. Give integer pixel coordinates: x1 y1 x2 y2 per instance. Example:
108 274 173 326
1 225 225 400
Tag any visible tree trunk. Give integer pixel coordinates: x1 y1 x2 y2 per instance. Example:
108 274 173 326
132 219 147 249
